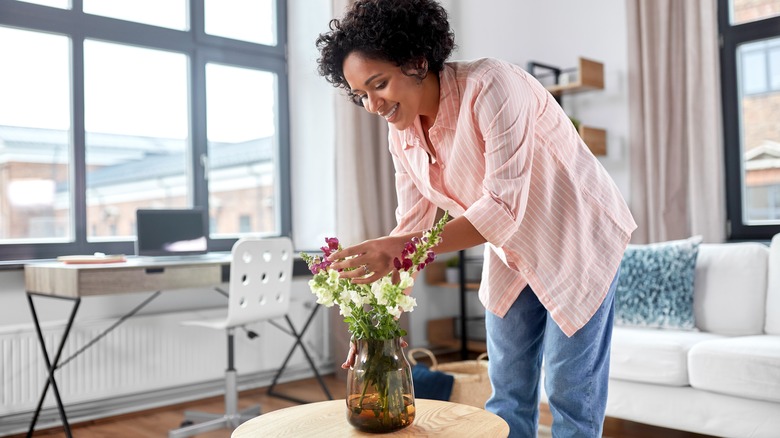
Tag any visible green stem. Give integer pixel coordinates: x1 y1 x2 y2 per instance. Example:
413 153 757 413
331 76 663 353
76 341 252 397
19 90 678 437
383 372 391 426
358 370 370 408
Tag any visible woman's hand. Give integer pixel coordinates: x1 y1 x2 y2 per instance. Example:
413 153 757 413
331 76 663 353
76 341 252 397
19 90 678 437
328 234 410 284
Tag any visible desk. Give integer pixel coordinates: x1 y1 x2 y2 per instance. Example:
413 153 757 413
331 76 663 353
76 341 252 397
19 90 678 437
232 399 509 437
25 256 231 298
23 256 330 438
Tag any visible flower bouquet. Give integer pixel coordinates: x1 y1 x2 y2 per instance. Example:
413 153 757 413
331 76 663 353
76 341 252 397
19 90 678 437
301 211 448 432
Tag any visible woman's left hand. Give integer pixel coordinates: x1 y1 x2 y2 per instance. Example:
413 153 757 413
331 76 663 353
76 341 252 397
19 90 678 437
328 234 407 284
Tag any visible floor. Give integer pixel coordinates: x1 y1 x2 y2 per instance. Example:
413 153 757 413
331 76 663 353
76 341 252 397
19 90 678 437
12 374 715 438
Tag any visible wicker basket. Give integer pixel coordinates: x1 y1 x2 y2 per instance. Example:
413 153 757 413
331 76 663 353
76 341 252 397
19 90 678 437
408 348 492 409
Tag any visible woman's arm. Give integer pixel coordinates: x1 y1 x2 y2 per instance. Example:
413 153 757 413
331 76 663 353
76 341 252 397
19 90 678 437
329 215 485 284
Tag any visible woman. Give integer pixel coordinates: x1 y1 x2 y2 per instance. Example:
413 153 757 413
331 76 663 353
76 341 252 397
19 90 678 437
316 1 636 436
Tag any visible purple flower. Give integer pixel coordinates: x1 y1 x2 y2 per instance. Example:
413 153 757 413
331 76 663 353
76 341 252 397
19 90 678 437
319 237 340 258
309 256 333 274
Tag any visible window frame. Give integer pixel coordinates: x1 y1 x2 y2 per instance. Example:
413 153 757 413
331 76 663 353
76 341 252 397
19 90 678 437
0 0 290 261
719 0 780 240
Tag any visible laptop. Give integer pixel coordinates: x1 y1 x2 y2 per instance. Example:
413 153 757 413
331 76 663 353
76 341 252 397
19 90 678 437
135 208 210 259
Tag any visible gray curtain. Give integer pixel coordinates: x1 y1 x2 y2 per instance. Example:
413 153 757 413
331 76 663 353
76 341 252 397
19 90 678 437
331 0 397 246
626 0 726 243
329 0 399 380
333 98 397 245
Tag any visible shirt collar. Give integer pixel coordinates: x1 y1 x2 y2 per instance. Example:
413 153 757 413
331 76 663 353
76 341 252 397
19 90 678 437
401 63 459 150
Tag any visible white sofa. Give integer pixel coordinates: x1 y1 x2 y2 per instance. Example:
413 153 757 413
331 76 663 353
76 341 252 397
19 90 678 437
606 237 780 437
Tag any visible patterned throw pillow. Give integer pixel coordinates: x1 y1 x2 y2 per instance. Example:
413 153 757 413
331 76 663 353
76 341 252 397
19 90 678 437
615 236 703 330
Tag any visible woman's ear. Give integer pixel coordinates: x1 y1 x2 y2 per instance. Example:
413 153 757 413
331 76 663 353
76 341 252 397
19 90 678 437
405 58 428 83
401 58 429 82
414 58 429 77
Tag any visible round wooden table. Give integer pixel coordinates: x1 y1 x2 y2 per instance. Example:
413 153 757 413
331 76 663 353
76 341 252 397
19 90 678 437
231 398 509 437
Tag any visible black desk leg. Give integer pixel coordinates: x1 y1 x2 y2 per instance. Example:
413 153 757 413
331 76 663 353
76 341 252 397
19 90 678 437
267 307 333 404
26 293 80 438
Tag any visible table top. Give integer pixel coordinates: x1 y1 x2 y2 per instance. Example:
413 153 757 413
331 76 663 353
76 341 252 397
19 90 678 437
23 254 232 297
25 253 232 270
231 398 509 437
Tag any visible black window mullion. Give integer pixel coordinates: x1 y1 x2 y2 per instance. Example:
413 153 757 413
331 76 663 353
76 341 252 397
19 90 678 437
275 0 291 238
192 51 211 246
71 29 88 253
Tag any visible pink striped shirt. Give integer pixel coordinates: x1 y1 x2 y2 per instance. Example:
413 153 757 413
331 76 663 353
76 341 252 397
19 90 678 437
389 58 637 337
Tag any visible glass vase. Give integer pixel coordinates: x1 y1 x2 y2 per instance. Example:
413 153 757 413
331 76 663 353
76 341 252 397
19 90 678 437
346 337 416 433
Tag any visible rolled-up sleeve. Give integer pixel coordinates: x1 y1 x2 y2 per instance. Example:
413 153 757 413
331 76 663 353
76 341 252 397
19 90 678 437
462 67 535 248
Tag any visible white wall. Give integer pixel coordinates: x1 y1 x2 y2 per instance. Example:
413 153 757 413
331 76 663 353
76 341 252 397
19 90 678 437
288 0 337 251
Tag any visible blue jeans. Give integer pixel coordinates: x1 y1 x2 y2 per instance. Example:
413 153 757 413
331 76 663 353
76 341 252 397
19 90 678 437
485 270 618 438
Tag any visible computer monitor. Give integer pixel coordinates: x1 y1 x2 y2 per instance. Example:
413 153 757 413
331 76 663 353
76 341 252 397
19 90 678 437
135 208 208 257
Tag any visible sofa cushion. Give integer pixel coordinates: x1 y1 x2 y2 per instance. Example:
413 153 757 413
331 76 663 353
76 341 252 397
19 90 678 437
615 236 701 330
693 243 768 335
765 235 780 335
689 335 780 403
610 326 723 386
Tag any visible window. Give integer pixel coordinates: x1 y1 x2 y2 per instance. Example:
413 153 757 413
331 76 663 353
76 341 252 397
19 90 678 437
720 0 780 239
205 64 279 238
204 0 277 45
84 41 190 241
0 27 71 243
740 39 780 95
83 0 189 31
0 0 289 261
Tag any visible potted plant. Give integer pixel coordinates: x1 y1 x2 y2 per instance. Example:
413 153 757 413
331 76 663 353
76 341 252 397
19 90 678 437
445 256 460 284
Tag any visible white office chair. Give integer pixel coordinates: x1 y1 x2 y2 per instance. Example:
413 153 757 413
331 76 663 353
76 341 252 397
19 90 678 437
168 237 293 438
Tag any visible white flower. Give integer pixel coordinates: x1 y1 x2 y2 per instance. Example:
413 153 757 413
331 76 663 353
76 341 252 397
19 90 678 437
349 288 369 306
387 306 402 318
398 294 417 313
326 269 341 287
310 279 335 307
398 271 414 289
371 278 390 306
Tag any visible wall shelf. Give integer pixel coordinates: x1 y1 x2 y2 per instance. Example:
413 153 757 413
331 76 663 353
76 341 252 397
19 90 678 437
427 317 487 355
425 251 484 359
527 57 607 156
579 125 607 156
425 261 480 290
544 57 604 96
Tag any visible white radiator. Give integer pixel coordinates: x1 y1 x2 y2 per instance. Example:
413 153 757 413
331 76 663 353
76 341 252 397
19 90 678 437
0 300 330 435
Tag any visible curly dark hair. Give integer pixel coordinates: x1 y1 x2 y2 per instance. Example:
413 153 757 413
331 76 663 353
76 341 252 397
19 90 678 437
315 0 455 101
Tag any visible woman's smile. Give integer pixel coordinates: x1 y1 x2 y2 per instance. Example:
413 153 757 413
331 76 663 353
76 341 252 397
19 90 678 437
380 103 399 122
342 52 438 131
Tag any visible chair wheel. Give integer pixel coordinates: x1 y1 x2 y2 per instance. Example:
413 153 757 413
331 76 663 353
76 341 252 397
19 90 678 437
180 420 194 427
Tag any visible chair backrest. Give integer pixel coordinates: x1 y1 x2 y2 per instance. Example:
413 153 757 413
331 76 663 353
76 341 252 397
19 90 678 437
225 237 293 328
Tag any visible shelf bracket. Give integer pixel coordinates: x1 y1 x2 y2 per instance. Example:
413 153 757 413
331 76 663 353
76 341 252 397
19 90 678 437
526 61 564 105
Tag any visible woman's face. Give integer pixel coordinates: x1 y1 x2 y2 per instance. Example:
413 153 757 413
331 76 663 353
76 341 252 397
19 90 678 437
342 52 436 131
